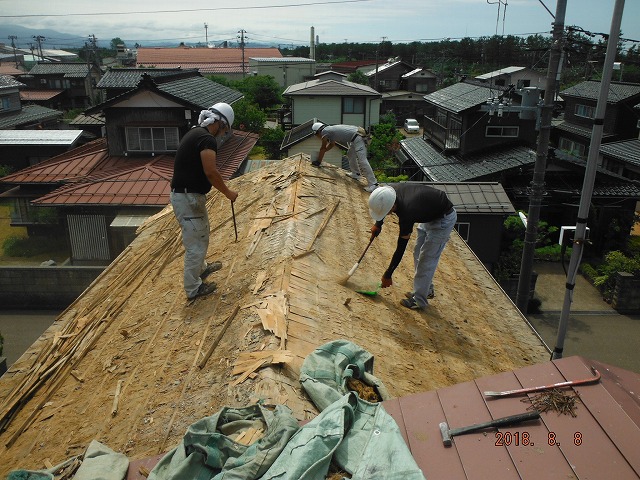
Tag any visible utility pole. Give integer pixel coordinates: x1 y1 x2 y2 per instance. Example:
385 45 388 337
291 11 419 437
204 23 208 45
32 35 45 60
515 0 567 313
552 0 626 359
374 36 386 91
238 29 247 78
8 35 18 67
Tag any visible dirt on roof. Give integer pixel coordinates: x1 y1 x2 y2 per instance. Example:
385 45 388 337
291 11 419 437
0 156 549 475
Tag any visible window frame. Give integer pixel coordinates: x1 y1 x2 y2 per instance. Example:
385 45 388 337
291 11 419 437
125 126 180 153
342 97 365 114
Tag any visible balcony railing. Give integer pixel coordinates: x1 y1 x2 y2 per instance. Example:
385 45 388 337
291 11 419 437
423 116 461 151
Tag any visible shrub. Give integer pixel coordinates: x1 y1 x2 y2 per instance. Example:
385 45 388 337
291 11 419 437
2 235 66 257
591 250 640 299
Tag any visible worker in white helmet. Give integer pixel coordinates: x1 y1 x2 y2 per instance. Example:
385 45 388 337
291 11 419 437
170 102 238 300
311 122 379 193
368 184 457 310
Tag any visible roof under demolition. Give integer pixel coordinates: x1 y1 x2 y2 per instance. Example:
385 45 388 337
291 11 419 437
0 156 549 475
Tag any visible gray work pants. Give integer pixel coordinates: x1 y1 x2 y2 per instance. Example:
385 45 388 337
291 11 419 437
170 192 209 298
347 136 377 187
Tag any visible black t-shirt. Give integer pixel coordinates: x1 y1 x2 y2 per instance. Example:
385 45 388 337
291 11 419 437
392 183 453 236
171 127 218 194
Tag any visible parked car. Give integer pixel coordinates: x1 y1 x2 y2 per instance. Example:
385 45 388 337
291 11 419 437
403 118 420 134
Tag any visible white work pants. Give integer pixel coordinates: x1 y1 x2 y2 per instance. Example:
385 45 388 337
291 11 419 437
347 136 377 187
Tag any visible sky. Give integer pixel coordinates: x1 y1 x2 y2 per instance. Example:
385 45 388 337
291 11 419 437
0 0 638 50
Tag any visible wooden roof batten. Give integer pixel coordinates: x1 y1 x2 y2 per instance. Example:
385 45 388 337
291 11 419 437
0 156 549 475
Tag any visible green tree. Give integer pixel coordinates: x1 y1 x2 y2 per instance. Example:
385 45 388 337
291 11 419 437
368 121 403 171
347 70 369 85
110 37 125 50
232 99 267 133
231 75 283 110
259 126 286 159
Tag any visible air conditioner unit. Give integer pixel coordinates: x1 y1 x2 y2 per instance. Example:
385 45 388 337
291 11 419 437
559 226 590 245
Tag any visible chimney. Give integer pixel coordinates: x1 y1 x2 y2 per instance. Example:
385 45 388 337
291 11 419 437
310 26 315 60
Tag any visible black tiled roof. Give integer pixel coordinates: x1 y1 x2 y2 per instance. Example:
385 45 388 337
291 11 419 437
96 68 186 88
400 137 535 182
28 63 91 78
600 139 640 167
0 104 62 129
554 121 616 139
561 81 640 103
428 182 515 215
0 75 25 90
422 81 507 113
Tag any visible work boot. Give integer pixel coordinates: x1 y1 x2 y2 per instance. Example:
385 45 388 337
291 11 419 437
311 160 322 167
407 290 435 299
346 171 361 179
400 296 425 311
188 282 217 300
200 261 222 279
364 183 379 192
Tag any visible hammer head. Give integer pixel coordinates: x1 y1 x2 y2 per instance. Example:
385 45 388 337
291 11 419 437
439 422 452 446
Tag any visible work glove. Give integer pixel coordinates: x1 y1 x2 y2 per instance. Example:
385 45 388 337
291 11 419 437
380 275 393 288
370 224 381 241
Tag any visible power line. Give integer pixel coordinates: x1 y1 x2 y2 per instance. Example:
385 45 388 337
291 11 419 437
0 0 372 18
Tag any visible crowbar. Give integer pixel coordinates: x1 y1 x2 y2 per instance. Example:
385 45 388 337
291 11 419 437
484 366 601 397
231 200 238 242
440 410 540 446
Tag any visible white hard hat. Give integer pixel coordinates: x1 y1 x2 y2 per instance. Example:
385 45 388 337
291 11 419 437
209 102 234 128
312 122 325 134
368 186 396 221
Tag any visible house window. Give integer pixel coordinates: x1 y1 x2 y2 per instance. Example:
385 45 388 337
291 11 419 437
125 127 179 152
558 137 586 158
574 104 595 118
415 83 429 93
343 97 365 114
486 126 519 138
455 222 470 242
0 97 9 111
516 79 531 89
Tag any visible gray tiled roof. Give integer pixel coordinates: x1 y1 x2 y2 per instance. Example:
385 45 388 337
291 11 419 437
96 68 186 88
0 75 25 90
157 75 243 109
599 139 640 167
0 104 62 129
283 79 380 97
554 121 616 139
422 82 506 113
28 63 91 78
400 136 535 182
561 81 640 103
428 182 515 215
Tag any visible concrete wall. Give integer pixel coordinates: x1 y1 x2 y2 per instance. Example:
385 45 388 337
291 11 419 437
0 266 104 309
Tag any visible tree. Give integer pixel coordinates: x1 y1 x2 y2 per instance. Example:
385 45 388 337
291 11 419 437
347 70 369 85
232 99 267 133
259 126 286 159
368 119 403 171
231 75 283 110
110 37 125 50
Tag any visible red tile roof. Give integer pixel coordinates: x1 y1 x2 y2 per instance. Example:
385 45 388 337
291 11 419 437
20 131 260 206
385 355 640 479
19 90 65 101
136 47 282 65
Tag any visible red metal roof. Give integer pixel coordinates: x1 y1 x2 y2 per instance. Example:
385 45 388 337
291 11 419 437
136 47 282 65
25 131 259 206
385 355 640 479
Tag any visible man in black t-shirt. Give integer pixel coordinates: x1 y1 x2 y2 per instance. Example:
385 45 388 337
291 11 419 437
170 103 238 300
368 184 457 310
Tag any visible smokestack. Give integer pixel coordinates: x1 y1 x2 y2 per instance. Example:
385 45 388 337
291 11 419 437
310 26 315 60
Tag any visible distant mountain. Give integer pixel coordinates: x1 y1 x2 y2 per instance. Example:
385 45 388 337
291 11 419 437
0 24 279 51
0 24 88 50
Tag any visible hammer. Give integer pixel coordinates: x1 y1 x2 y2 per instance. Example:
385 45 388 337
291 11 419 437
439 410 540 446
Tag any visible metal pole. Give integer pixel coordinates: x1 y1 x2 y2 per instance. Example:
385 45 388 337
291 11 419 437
552 0 625 359
515 0 567 313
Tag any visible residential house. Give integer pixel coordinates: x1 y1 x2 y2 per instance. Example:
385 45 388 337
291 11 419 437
398 78 640 258
136 46 283 81
553 81 640 159
0 70 258 265
312 71 348 82
402 67 438 94
18 62 103 110
380 91 428 125
598 138 640 182
279 118 350 168
248 57 316 88
475 66 546 89
364 59 415 92
0 74 62 132
328 60 379 75
282 78 381 129
0 130 84 171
